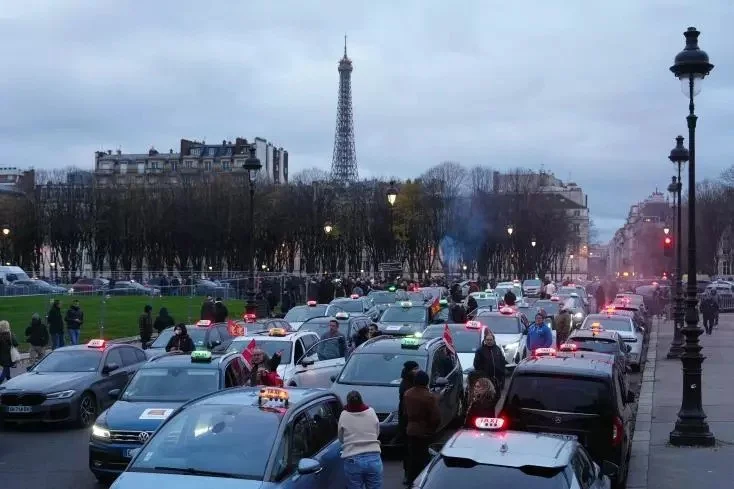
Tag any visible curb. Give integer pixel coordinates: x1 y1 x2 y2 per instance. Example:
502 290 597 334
15 335 140 368
627 319 660 489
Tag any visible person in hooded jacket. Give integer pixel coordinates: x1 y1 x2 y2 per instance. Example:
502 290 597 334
153 307 175 335
165 324 195 353
467 295 478 315
213 298 228 323
139 304 153 349
25 313 48 365
464 377 498 428
200 297 216 322
64 299 84 345
47 299 64 349
397 360 419 484
473 330 507 392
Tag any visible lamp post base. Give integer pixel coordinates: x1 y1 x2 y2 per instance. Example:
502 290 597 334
670 422 716 447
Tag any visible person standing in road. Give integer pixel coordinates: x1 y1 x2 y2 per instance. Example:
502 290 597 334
338 390 383 489
165 324 195 353
594 284 606 313
464 377 498 427
701 293 717 335
545 280 556 298
213 297 228 323
319 319 347 358
64 299 84 345
47 299 64 349
397 360 420 484
528 313 554 351
25 313 48 365
403 370 441 484
138 305 153 349
0 320 19 383
554 308 572 347
200 296 216 322
153 307 175 336
472 330 507 393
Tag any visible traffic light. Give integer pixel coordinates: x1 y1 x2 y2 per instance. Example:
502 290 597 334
663 236 673 257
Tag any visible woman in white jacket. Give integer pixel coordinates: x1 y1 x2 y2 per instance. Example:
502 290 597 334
338 390 383 489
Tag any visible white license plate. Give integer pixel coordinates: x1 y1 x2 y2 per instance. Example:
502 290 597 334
539 432 577 441
6 405 32 413
386 326 402 331
124 449 138 458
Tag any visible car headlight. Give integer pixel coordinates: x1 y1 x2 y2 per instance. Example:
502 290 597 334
92 424 111 439
574 312 584 319
46 389 76 400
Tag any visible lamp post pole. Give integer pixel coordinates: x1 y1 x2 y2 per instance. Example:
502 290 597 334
387 181 398 263
667 136 688 359
668 26 715 447
243 147 262 313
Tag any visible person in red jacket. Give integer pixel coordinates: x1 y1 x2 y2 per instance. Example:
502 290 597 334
255 351 283 387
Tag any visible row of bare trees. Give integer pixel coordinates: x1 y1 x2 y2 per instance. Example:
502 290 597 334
3 163 581 280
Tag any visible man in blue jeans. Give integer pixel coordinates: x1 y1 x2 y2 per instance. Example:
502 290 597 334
338 390 383 489
64 299 84 345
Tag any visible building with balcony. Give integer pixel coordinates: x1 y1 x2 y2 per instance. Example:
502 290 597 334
94 137 289 188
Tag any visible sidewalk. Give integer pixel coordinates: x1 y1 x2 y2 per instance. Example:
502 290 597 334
628 314 734 489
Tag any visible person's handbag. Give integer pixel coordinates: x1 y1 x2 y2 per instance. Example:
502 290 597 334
10 346 21 364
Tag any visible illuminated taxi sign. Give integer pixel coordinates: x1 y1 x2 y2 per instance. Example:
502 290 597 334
465 321 482 330
306 300 317 307
439 299 448 306
388 286 396 292
401 337 423 349
473 417 505 430
590 322 604 334
196 320 212 328
334 312 350 320
87 339 106 348
533 348 556 356
550 296 560 302
559 343 578 352
413 331 423 338
191 350 212 362
400 301 413 308
350 294 360 299
258 387 289 407
243 313 257 323
269 327 287 337
499 306 515 315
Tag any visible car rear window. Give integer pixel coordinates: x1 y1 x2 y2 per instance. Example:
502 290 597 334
421 457 566 489
569 337 619 355
506 374 612 414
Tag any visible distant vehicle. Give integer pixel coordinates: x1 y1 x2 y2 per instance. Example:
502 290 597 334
69 277 109 294
581 314 646 370
106 281 160 296
283 301 343 330
145 320 234 360
522 279 543 297
2 279 67 296
329 296 373 316
0 265 31 287
377 301 431 336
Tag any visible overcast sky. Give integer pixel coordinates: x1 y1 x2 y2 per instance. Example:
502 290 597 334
1 1 733 241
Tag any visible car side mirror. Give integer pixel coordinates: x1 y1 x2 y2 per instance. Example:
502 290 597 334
330 374 337 382
601 460 619 479
297 458 322 475
626 390 636 403
300 357 315 367
102 363 119 375
432 377 449 388
108 389 121 399
209 340 221 349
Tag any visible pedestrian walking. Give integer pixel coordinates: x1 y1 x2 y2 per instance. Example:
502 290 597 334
472 330 507 392
464 377 498 428
403 370 441 484
527 312 554 351
594 284 606 313
397 360 420 484
25 313 49 365
138 304 153 348
213 297 228 323
701 293 717 335
64 299 84 345
153 307 175 336
0 320 19 383
338 390 383 489
47 299 64 349
554 308 573 347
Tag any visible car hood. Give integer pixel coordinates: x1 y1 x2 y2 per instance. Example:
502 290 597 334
111 472 263 489
493 333 523 346
331 383 398 414
102 400 182 431
1 371 95 392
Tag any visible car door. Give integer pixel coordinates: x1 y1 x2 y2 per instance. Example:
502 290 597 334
97 349 128 409
304 400 343 489
428 346 454 427
291 337 347 388
206 327 222 350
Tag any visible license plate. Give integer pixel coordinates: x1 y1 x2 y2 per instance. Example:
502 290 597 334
539 432 577 441
386 326 402 331
6 405 32 413
124 448 138 458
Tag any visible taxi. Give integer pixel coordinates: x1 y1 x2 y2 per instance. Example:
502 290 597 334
466 291 499 311
430 298 450 324
89 350 248 484
112 387 346 489
144 320 234 359
283 300 343 330
419 321 486 385
581 314 646 370
227 328 325 387
473 307 531 367
413 417 615 489
377 301 431 336
329 295 373 316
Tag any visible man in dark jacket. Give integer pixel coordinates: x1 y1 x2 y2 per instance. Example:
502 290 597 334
701 294 718 335
25 313 49 365
153 307 175 335
165 324 195 353
200 297 216 321
47 299 64 349
398 360 419 484
403 370 441 484
594 284 606 313
64 300 84 345
139 305 153 348
213 298 228 323
473 330 508 391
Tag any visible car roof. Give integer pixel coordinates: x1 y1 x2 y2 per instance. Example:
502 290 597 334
357 335 438 354
190 386 337 412
515 355 614 379
145 351 236 368
443 430 574 468
585 313 632 322
569 329 620 340
475 310 522 319
56 343 134 353
232 331 315 342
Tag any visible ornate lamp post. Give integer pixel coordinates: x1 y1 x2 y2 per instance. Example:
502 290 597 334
667 136 688 360
387 181 398 262
243 146 262 311
669 27 715 447
0 227 9 264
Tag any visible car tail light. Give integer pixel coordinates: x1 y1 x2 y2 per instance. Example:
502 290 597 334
612 416 623 446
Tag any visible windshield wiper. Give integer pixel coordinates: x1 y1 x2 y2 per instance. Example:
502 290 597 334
154 466 237 478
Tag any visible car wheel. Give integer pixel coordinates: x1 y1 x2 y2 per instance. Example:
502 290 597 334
77 392 97 428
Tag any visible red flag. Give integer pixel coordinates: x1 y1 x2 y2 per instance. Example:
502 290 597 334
430 297 441 316
443 324 456 355
227 320 245 337
241 339 257 370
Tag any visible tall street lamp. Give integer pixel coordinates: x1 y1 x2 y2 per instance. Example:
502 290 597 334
387 181 398 261
667 137 688 360
669 27 715 447
243 146 262 312
1 227 9 264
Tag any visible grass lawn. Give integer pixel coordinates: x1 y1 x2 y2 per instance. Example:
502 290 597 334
0 295 246 351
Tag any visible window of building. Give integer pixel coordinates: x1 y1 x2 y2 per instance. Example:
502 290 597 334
723 261 731 276
190 148 202 157
207 147 216 157
573 224 580 233
185 160 195 169
573 210 580 217
119 163 127 174
204 160 212 171
222 160 231 170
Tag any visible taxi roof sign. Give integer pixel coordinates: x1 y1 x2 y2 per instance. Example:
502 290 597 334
334 311 350 320
191 350 212 362
269 327 287 337
559 343 578 352
388 286 396 292
473 417 505 430
533 347 556 356
401 337 423 349
196 320 212 327
499 306 515 315
350 294 360 299
399 301 413 307
550 295 560 302
258 387 289 407
465 321 482 329
306 300 317 306
87 339 106 348
439 299 448 306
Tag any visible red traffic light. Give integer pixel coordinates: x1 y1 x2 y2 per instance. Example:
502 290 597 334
664 237 672 245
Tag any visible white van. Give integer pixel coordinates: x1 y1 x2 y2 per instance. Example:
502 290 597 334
0 266 31 286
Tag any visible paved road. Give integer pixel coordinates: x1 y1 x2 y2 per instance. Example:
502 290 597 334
0 359 643 489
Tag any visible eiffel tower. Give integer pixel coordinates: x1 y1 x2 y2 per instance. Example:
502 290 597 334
331 35 358 182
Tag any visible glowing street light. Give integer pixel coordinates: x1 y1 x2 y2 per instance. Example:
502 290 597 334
531 238 537 247
324 222 333 234
506 225 514 236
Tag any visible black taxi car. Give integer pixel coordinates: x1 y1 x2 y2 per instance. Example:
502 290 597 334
498 351 634 488
145 320 236 359
377 301 432 336
331 335 464 447
299 312 370 348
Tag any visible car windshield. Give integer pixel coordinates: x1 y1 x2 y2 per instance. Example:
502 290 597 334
569 337 619 355
563 298 583 310
129 403 279 480
421 457 566 489
338 353 427 386
473 298 498 310
523 280 542 287
284 305 327 323
369 291 397 304
330 300 364 313
227 339 293 364
151 328 209 349
32 280 53 287
532 302 560 316
473 315 521 335
380 306 427 323
422 326 481 353
495 286 522 298
122 368 220 402
300 319 349 337
506 374 612 414
34 350 101 373
582 318 633 333
560 287 585 298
